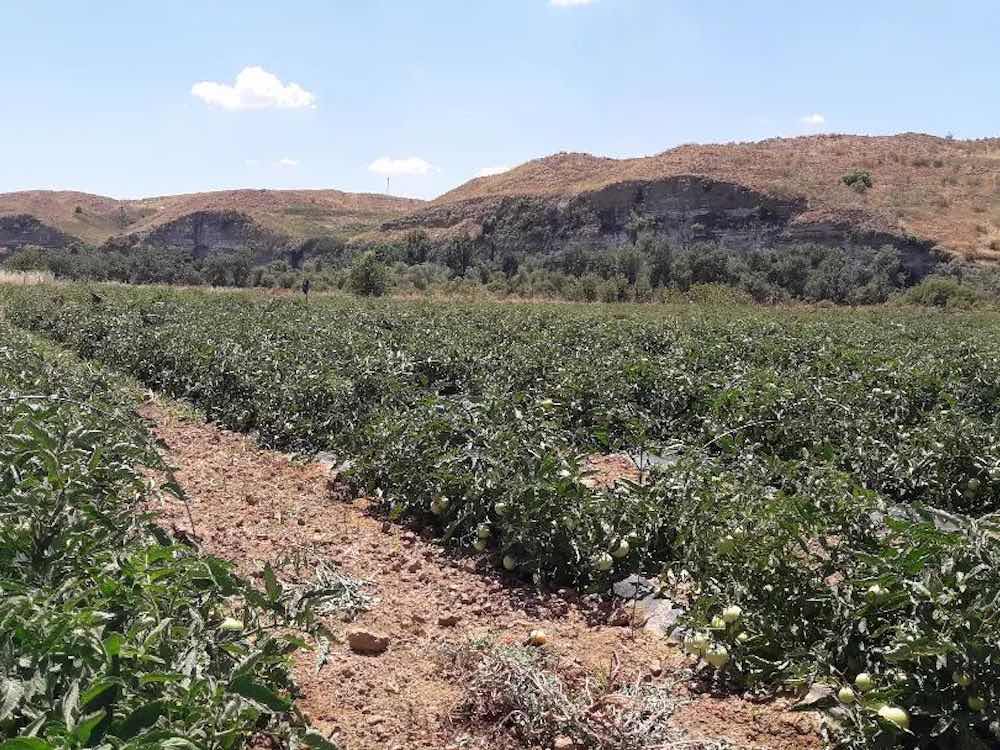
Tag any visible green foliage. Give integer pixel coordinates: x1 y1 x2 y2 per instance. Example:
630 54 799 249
671 458 1000 749
0 324 333 749
7 284 1000 747
842 170 874 193
347 252 388 297
898 277 981 308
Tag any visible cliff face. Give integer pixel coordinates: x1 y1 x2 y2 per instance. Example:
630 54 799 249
121 211 289 263
0 189 425 261
0 215 76 255
383 175 941 278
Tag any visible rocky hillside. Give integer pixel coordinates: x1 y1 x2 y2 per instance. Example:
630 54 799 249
380 134 1000 264
4 134 1000 268
0 189 424 259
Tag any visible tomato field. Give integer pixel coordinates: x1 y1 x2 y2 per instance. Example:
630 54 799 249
2 284 999 749
0 320 339 749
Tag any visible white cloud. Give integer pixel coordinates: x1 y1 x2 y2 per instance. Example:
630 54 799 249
800 113 826 126
368 156 434 177
277 157 299 167
191 66 316 111
551 0 595 6
476 165 512 177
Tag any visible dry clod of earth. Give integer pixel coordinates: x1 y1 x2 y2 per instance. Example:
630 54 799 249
347 629 391 655
141 398 821 750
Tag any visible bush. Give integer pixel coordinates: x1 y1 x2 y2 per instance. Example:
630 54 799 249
348 251 388 297
898 277 980 308
843 170 874 193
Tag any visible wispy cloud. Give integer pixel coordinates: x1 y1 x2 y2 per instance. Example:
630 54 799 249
277 157 299 167
551 0 596 6
800 113 826 126
368 156 434 176
477 165 512 177
192 66 316 111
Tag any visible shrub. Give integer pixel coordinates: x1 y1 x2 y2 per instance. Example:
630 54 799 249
842 170 874 193
348 251 388 297
898 277 980 308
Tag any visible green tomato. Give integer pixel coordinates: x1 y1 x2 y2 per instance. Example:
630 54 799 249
722 605 742 624
953 671 973 688
710 616 726 630
736 631 750 644
611 539 630 559
968 696 985 712
476 523 491 539
837 687 856 705
219 617 244 633
705 645 730 669
685 632 710 656
472 538 488 552
593 552 613 572
494 501 510 517
502 555 517 571
854 673 874 692
877 705 910 730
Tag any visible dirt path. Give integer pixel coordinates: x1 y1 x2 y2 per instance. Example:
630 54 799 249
140 399 821 750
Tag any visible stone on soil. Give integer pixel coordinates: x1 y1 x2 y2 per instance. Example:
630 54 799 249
347 629 390 655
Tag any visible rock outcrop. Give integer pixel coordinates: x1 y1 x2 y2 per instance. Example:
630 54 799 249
119 211 290 263
383 175 941 278
0 214 76 254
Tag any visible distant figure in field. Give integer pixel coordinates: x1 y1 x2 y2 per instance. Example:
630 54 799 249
302 278 311 300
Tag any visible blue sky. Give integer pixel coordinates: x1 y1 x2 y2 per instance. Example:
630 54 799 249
3 0 998 199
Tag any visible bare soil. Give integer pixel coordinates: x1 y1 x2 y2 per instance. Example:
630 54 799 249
140 399 822 750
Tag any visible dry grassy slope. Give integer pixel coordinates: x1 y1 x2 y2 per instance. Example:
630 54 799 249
0 189 425 246
431 134 1000 259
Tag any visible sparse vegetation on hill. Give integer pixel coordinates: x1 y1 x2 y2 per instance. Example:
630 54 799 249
425 134 1000 261
0 188 424 251
4 134 1000 266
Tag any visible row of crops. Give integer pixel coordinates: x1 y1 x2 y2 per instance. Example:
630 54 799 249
0 320 336 749
3 284 999 748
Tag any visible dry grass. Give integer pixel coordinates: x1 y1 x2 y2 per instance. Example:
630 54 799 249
441 639 755 750
0 188 425 246
0 270 55 285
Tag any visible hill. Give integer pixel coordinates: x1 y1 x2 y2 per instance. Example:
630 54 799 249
0 188 424 257
384 133 1000 262
4 134 1000 266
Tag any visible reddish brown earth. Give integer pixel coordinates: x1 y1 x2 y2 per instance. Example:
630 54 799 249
140 399 822 750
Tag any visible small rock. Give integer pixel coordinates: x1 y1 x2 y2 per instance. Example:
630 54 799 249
553 737 576 750
612 574 658 601
641 599 685 635
407 559 422 573
347 629 390 655
438 613 461 627
649 660 663 677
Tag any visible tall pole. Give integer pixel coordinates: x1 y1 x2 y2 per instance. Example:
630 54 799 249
386 176 390 194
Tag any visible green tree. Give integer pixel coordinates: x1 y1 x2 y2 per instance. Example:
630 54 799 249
348 251 388 296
